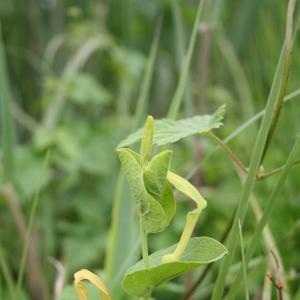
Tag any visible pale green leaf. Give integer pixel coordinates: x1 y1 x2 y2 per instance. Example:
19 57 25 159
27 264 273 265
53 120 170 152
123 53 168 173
118 105 225 148
144 151 172 197
122 237 228 297
117 148 149 215
157 183 176 228
142 195 168 234
117 149 172 234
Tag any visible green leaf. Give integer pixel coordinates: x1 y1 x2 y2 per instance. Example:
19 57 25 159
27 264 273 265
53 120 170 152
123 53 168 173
117 149 171 234
141 195 168 234
117 148 149 215
122 237 228 297
144 151 172 197
68 73 112 106
118 105 225 148
157 183 176 229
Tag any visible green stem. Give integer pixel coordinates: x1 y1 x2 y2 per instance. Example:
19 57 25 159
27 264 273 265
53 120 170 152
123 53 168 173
167 0 204 119
226 136 300 300
260 0 296 164
16 150 51 297
140 218 149 269
210 133 300 181
0 244 16 300
163 211 200 263
257 159 300 180
209 133 248 175
211 2 297 296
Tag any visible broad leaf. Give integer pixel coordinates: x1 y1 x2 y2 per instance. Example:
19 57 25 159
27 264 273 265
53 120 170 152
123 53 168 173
122 237 228 297
118 105 225 148
117 148 150 215
142 195 168 234
144 151 172 197
157 183 176 228
117 148 174 234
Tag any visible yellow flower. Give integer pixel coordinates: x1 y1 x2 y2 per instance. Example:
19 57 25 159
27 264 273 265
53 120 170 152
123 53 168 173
74 269 111 300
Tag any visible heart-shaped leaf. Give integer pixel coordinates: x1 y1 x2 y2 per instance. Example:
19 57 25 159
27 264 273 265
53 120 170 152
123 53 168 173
144 150 172 197
117 149 175 234
156 183 176 229
117 148 150 215
118 105 225 148
122 237 228 297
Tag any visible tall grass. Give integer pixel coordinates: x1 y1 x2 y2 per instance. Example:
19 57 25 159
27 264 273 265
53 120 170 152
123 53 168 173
16 150 51 298
212 1 297 298
0 22 16 300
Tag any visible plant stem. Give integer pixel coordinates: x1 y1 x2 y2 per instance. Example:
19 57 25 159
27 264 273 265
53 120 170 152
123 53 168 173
238 220 249 300
0 244 16 300
211 4 296 294
210 132 300 181
209 133 248 175
260 0 296 164
140 218 149 269
167 0 204 119
16 150 51 298
257 159 300 180
226 136 300 299
163 211 200 263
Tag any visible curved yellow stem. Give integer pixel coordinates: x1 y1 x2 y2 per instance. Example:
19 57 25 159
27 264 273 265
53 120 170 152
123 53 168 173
74 269 112 300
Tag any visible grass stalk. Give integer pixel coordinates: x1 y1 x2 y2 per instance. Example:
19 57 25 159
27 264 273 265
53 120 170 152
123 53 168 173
238 220 249 300
211 2 297 298
226 136 300 299
167 0 204 119
16 150 51 297
0 244 16 300
261 0 296 163
0 22 17 300
172 1 194 116
0 23 15 182
131 17 162 131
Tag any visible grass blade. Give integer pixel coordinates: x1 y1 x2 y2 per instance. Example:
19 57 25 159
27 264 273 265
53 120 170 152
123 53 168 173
16 150 51 297
171 2 193 116
167 0 204 119
226 135 300 299
211 2 297 299
261 0 296 162
0 23 15 182
131 17 162 131
0 244 15 300
238 220 249 300
0 21 17 300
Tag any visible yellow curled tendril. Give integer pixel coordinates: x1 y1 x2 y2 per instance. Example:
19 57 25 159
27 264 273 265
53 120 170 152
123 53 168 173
74 269 112 300
162 171 207 263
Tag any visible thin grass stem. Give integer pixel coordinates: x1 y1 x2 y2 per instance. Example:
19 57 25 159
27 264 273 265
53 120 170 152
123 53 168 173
16 150 51 297
167 0 204 119
226 136 300 299
238 220 249 300
211 2 297 298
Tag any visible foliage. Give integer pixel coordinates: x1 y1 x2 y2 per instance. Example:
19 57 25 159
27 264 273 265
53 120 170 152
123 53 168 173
0 0 300 299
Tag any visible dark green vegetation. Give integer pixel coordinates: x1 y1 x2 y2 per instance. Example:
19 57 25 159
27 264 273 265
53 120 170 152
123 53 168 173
1 0 300 299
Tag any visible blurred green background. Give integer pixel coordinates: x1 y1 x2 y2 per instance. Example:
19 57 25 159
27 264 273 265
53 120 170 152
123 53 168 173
0 0 300 299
